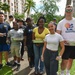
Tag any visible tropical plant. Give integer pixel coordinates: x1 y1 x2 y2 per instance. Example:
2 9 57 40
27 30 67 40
1 3 10 13
14 13 25 20
24 0 36 17
40 0 61 23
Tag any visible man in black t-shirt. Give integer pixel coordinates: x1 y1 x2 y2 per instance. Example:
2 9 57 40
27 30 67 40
24 17 34 68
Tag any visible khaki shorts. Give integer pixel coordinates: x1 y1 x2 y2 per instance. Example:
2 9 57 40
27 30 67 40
11 45 20 57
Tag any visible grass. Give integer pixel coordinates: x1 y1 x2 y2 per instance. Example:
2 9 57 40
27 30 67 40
58 60 75 75
0 55 13 75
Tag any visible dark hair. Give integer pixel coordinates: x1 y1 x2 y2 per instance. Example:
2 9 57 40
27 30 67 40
26 17 32 22
13 21 18 25
36 16 46 26
0 12 4 15
18 19 24 23
9 15 13 18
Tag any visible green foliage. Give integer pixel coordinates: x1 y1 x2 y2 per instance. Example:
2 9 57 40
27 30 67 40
24 0 36 16
0 2 10 13
14 13 25 20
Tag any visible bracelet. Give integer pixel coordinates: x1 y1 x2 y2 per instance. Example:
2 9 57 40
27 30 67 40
59 55 61 58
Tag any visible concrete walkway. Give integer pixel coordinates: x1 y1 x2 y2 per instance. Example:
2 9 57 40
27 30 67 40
10 51 46 75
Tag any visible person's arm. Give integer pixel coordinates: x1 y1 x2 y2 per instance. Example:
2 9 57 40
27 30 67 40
41 41 47 61
56 41 65 60
0 33 4 37
32 32 35 40
59 41 65 57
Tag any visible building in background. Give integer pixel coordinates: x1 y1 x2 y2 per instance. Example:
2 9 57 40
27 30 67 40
0 0 25 19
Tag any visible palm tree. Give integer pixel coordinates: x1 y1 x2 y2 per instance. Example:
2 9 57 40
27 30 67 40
1 3 10 14
66 0 71 6
24 0 36 17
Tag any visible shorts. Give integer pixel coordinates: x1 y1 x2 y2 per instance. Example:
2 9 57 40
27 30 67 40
62 46 75 59
11 45 20 57
0 44 10 52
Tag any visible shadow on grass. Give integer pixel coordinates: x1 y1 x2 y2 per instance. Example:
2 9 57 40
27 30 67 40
0 65 12 75
14 66 32 75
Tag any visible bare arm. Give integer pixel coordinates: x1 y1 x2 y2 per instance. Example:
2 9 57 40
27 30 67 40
32 32 35 40
59 41 65 57
42 41 47 56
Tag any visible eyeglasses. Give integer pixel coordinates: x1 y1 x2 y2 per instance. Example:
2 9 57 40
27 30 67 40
65 9 72 12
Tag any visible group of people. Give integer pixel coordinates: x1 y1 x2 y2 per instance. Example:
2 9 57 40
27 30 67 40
0 5 75 75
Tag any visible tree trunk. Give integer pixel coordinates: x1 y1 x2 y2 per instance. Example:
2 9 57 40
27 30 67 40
66 0 71 6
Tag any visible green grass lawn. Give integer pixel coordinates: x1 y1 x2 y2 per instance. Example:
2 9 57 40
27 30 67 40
58 60 75 75
0 56 13 75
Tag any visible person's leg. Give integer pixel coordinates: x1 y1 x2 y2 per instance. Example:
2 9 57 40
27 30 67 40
33 44 39 73
15 46 21 71
60 46 71 75
29 44 34 68
0 45 3 69
50 51 58 75
20 41 24 60
44 49 50 75
66 46 75 75
39 44 44 73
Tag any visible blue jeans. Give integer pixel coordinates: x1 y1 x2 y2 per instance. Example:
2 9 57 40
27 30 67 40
33 44 44 72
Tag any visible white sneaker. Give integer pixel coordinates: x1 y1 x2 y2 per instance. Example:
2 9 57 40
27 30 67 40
66 72 70 75
66 70 70 75
60 71 64 75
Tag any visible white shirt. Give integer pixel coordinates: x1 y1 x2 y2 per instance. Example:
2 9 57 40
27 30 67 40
44 33 64 51
57 18 75 42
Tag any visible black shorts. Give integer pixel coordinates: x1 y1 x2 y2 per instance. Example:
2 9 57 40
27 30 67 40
62 46 75 59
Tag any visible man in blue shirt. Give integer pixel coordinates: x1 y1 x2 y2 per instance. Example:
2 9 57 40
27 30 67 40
0 12 11 69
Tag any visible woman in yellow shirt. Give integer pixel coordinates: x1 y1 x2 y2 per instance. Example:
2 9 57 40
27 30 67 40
32 16 49 75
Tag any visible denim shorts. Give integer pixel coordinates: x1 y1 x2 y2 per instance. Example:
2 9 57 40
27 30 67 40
0 44 10 52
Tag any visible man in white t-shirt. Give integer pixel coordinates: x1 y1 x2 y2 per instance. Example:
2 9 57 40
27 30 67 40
57 5 75 75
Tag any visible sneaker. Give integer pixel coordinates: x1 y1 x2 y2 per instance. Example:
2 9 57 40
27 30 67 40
12 62 17 67
16 64 20 71
66 71 70 75
20 58 24 61
6 62 12 67
66 70 70 75
0 64 3 70
34 71 38 75
39 71 43 75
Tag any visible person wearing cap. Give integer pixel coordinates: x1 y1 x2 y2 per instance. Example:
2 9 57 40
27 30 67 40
24 17 35 69
57 5 75 75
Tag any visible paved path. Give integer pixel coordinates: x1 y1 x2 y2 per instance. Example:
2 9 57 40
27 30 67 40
10 51 46 75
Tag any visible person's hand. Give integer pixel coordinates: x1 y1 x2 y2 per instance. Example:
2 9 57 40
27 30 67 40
6 40 10 44
56 56 61 61
64 40 69 45
41 55 44 62
0 33 6 37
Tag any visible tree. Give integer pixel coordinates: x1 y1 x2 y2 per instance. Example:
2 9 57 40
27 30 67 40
14 13 25 20
66 0 71 6
1 3 10 13
24 0 36 17
41 0 60 23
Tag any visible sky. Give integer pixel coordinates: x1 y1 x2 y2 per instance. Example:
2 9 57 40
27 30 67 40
33 0 67 16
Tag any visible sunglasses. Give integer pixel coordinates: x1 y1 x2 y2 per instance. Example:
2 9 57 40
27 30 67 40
65 9 72 12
